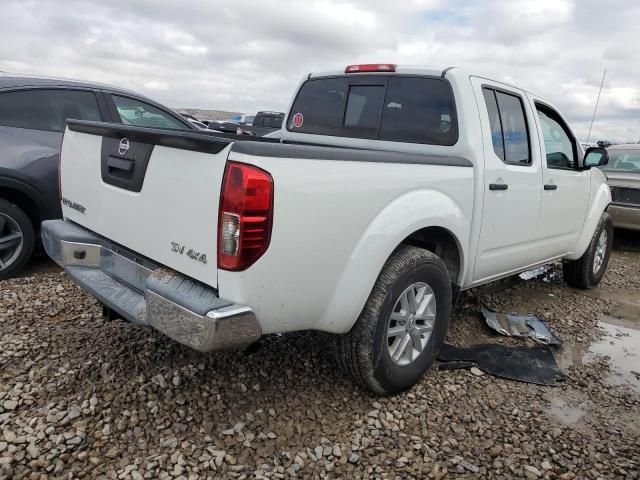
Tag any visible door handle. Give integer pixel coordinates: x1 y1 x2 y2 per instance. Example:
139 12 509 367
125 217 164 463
543 184 558 191
489 183 508 191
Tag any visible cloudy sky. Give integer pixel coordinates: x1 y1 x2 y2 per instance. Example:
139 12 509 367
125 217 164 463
1 0 639 142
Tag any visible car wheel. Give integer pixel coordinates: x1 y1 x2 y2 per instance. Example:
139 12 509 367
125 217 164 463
0 199 35 281
563 212 613 289
337 246 452 395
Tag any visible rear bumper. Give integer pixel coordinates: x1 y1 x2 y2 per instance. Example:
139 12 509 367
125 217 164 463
609 204 640 231
41 220 261 351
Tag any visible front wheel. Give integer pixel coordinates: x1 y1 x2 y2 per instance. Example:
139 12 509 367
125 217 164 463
337 246 452 395
563 212 613 289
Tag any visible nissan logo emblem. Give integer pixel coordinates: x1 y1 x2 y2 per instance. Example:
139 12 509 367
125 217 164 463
118 137 130 155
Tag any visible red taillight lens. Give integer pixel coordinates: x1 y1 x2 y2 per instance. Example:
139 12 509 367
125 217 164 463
218 162 273 271
345 63 396 73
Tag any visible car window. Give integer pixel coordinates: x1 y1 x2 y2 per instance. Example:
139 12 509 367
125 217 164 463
288 77 348 136
0 89 101 133
535 105 577 169
262 115 283 128
482 89 505 161
379 77 457 145
112 95 186 129
344 85 385 137
602 150 640 173
495 91 530 165
482 88 531 165
287 75 458 145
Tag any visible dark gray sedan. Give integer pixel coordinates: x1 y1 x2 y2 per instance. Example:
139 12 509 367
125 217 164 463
0 74 194 279
602 144 640 231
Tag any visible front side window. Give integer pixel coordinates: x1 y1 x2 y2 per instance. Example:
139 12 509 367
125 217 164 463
287 75 458 145
0 89 101 133
482 88 531 165
112 95 186 129
535 106 577 169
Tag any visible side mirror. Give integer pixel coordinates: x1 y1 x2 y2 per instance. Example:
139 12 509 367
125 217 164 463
583 147 609 169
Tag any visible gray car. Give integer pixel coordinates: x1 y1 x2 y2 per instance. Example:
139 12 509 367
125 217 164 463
0 74 194 279
602 144 640 231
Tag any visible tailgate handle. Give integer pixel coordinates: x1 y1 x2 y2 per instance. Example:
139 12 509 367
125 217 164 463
107 156 134 175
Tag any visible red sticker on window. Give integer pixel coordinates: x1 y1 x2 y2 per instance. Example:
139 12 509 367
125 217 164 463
291 112 304 128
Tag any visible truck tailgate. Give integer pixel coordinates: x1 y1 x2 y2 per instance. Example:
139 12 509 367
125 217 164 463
59 121 234 288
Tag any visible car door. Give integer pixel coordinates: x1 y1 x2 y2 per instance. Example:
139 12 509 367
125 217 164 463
471 77 544 282
529 98 590 256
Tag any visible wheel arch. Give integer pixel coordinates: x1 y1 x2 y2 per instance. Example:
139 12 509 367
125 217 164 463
0 179 46 234
318 188 470 334
397 226 463 289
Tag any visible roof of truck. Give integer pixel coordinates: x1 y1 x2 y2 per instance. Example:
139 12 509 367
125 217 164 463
307 64 551 103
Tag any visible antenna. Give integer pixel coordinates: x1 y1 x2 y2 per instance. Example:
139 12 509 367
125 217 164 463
586 69 606 144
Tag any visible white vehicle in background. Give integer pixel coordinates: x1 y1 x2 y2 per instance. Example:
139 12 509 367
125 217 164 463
43 64 612 395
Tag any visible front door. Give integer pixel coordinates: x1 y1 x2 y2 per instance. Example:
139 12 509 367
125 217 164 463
529 99 590 257
471 77 544 283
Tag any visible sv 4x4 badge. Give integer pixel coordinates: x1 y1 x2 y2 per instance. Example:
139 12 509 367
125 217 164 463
170 242 207 264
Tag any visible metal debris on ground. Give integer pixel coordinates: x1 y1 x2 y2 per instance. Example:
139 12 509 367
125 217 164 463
481 305 562 345
438 343 566 386
519 263 563 283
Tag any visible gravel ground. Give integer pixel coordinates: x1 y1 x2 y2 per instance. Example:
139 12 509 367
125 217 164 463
1 235 639 479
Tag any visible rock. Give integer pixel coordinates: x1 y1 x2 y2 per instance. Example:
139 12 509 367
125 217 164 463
67 405 82 420
332 445 342 458
470 367 484 377
524 465 542 478
349 453 360 464
314 445 323 460
541 460 552 470
3 400 18 411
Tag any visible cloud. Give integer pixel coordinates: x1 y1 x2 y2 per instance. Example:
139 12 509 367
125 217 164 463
0 0 638 142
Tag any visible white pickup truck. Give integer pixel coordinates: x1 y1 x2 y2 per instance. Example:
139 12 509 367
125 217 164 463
43 64 613 395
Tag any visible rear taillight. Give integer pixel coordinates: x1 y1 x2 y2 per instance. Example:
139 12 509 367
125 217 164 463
345 63 396 73
218 162 273 271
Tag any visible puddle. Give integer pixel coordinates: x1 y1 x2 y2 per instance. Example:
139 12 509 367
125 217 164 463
546 397 586 425
559 315 640 392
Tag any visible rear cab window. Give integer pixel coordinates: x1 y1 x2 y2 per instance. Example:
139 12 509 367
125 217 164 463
287 75 458 146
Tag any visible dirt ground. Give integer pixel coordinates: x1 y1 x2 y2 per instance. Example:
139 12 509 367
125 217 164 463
1 231 639 479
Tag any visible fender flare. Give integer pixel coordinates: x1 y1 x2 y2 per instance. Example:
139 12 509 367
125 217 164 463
0 175 54 220
317 189 469 333
566 181 611 260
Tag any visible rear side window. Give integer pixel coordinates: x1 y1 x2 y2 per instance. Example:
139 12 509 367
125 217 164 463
0 89 101 133
112 95 186 130
482 87 531 165
287 76 458 145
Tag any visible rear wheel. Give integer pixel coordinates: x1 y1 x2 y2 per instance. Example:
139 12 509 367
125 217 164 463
337 246 452 395
563 212 613 289
0 199 35 281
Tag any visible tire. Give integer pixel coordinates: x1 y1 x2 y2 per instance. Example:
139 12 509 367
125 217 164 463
337 246 452 395
563 212 613 289
0 198 35 281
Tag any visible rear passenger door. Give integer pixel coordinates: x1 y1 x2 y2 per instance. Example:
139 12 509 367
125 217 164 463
529 98 590 256
471 77 544 282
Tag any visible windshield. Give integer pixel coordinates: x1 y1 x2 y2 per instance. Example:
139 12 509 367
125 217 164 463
602 149 640 173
